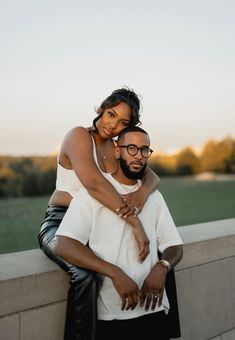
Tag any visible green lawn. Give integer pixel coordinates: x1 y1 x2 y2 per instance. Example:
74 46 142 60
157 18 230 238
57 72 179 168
0 177 235 254
159 177 235 226
0 196 49 254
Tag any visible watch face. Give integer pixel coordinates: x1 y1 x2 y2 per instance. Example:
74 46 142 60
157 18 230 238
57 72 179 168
161 260 170 270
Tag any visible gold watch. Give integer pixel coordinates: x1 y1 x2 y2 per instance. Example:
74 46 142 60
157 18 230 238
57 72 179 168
158 260 171 272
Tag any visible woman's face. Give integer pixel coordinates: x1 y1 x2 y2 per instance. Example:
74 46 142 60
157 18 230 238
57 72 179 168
96 102 132 139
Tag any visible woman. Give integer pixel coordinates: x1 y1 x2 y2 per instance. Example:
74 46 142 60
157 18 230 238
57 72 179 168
38 87 160 340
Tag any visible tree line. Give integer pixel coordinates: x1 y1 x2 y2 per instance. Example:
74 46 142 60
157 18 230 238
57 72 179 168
149 136 235 176
0 156 56 198
0 136 234 198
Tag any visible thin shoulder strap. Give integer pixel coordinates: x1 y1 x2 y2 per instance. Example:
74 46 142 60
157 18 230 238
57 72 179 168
89 133 103 173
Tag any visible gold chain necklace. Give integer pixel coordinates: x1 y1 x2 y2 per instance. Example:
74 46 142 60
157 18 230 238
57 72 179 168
99 142 108 159
118 181 140 193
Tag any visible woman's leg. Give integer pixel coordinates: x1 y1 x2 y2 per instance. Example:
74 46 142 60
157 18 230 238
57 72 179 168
64 264 100 340
38 206 100 340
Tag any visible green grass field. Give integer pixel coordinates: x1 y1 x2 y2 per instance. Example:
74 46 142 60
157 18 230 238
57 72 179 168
159 177 235 226
0 177 235 254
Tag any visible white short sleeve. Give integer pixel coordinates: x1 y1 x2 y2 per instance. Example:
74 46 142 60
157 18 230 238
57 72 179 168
156 193 183 253
55 188 93 245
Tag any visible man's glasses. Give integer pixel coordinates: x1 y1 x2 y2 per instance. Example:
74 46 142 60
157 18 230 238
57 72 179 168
117 144 153 158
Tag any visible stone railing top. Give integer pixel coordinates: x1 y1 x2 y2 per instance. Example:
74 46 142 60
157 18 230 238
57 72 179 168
0 249 58 281
178 218 235 244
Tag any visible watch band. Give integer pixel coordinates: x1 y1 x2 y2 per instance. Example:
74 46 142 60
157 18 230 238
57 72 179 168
158 259 171 272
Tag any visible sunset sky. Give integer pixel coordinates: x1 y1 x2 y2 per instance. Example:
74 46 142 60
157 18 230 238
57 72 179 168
0 0 234 156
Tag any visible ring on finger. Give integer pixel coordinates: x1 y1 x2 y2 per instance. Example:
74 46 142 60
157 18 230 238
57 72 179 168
134 207 139 215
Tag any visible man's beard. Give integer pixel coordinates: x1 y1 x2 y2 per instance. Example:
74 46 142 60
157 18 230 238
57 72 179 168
119 156 147 180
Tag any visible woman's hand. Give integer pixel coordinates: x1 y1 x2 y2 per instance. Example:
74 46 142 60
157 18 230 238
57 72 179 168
119 167 160 219
117 198 137 219
119 183 151 218
120 191 145 217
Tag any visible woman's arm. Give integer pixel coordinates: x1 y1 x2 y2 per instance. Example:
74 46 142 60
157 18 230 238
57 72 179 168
62 127 159 215
62 127 130 214
141 166 160 197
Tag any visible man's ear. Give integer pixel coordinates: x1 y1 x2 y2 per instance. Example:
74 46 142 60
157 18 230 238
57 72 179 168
115 145 120 160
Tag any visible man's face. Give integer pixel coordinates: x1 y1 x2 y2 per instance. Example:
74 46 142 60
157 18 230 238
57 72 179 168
116 132 151 180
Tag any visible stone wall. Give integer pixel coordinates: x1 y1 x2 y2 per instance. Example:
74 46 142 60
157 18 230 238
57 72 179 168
1 218 235 340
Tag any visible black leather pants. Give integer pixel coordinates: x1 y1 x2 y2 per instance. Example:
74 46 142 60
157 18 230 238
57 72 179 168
38 205 101 340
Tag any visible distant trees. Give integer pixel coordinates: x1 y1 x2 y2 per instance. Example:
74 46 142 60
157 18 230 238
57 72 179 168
0 136 234 198
176 147 201 175
200 137 235 173
149 136 235 177
0 156 56 198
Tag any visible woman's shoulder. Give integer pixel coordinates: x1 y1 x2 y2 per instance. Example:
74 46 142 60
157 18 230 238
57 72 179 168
63 126 93 142
60 126 94 158
66 125 90 135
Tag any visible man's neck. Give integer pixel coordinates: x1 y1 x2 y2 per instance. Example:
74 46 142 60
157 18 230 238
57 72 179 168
111 166 137 185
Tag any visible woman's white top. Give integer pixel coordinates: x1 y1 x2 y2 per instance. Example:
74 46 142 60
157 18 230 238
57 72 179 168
55 173 183 321
55 134 98 197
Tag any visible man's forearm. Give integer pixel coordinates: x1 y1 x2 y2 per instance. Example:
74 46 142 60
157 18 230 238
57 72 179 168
54 235 118 278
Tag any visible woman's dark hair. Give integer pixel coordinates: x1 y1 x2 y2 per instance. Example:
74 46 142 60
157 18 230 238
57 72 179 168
92 87 142 131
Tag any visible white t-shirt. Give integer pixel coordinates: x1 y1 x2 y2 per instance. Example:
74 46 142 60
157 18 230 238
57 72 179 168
56 173 183 320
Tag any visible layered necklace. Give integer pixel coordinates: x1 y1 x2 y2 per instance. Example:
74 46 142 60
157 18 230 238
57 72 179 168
118 180 140 193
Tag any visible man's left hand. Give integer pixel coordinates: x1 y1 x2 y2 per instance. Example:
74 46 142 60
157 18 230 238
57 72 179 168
139 263 168 311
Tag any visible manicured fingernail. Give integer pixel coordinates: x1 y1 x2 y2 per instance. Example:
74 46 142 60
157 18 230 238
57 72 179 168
116 208 120 212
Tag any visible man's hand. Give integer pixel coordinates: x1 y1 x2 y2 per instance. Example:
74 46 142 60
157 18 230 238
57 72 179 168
111 267 143 311
140 262 168 311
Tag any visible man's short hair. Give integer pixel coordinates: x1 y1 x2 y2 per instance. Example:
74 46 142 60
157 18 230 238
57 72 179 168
117 126 149 142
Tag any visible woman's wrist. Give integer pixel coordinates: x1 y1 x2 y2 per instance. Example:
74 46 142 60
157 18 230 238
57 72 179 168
137 185 148 205
126 215 141 229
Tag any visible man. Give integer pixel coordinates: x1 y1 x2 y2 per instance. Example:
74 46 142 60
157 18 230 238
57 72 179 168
54 126 183 340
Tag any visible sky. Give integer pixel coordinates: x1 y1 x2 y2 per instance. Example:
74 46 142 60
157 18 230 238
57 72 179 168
0 0 235 156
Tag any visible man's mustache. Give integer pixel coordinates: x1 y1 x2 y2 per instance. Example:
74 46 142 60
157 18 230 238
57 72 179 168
130 161 144 167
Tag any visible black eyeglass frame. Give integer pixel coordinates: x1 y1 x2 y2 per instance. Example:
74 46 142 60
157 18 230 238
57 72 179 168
117 144 153 158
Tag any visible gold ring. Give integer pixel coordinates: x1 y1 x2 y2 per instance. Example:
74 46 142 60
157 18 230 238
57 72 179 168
134 207 139 214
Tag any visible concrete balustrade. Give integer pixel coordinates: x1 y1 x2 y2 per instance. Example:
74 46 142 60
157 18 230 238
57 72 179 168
1 218 235 340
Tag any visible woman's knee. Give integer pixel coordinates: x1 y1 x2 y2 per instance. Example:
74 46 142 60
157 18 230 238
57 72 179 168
68 266 101 293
